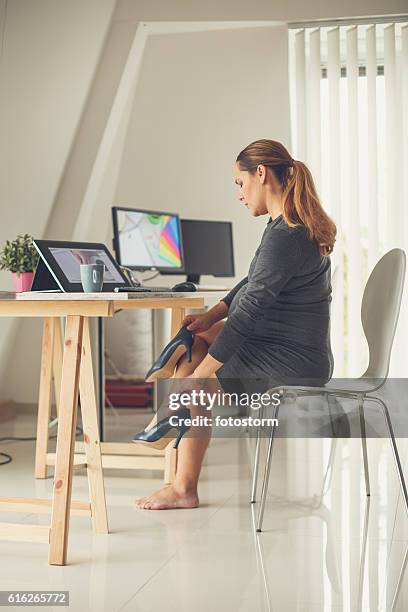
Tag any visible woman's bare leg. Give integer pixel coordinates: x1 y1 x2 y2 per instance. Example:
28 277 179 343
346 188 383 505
143 335 209 431
144 321 225 430
135 322 224 510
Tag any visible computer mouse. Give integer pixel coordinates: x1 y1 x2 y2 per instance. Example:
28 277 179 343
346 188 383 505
172 281 197 292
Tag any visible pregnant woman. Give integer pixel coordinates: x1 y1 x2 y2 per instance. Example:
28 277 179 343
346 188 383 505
134 139 337 510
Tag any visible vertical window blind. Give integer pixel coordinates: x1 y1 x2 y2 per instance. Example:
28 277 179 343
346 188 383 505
289 20 408 377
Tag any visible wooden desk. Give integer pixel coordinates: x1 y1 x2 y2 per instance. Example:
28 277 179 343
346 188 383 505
36 293 220 483
0 292 207 565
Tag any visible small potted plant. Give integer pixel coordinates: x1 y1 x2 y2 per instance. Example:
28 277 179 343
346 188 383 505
0 234 39 292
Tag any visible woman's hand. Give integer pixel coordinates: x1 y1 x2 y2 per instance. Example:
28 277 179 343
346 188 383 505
183 301 228 333
182 312 213 333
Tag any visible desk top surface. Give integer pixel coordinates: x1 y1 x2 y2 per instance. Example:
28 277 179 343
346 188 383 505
0 291 226 316
0 290 225 301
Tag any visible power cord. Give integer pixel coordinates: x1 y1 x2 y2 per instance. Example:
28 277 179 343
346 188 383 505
0 424 83 466
119 265 160 286
142 271 160 282
119 265 139 286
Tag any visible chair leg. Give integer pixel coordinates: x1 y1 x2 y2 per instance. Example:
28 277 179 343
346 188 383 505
357 497 370 611
390 542 408 610
319 437 337 501
358 396 370 497
256 405 279 532
368 395 408 516
251 420 262 504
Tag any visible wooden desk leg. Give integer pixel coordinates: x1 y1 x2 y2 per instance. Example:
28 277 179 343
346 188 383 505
49 315 83 566
166 308 186 482
170 307 186 337
52 318 63 416
35 318 55 479
79 318 108 534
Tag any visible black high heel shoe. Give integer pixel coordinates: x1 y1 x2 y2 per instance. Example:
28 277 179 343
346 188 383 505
145 325 194 382
132 408 191 450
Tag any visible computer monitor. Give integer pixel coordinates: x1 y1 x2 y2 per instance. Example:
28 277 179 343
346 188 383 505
112 206 184 272
178 219 235 284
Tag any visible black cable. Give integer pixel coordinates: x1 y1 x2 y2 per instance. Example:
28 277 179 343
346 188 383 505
0 453 12 465
119 265 160 286
119 265 140 286
0 425 83 443
0 425 83 466
142 271 160 282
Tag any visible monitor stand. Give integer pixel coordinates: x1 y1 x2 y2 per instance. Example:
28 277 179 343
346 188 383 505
186 273 200 284
31 259 62 292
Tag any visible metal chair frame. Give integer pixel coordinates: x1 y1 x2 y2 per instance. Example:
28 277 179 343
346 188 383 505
251 249 407 532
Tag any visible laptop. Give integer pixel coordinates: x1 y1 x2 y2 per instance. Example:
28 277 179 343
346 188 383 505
31 240 129 292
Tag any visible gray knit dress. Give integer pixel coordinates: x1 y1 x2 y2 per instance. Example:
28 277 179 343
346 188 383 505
208 214 334 393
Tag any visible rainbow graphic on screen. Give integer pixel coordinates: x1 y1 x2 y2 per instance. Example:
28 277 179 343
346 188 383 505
157 215 182 267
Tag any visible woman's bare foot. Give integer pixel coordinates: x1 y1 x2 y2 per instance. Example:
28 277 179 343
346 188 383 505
135 484 199 510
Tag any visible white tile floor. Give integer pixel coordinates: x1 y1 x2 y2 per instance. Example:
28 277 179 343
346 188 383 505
1 407 408 611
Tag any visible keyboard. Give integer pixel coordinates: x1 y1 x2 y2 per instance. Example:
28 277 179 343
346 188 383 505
114 286 173 293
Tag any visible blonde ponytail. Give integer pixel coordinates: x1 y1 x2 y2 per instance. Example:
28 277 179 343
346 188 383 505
283 160 336 256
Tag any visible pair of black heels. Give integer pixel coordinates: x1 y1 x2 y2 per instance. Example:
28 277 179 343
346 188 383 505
133 325 194 449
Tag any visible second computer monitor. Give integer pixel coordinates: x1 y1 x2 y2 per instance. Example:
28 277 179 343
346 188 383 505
112 207 184 272
180 219 235 283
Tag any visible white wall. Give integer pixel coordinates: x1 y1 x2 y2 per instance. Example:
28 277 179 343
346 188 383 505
0 0 116 401
114 25 291 283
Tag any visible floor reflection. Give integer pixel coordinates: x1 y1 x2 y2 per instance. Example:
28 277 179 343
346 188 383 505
250 491 400 611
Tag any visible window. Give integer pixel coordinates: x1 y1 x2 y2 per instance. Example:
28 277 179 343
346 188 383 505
289 22 408 377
